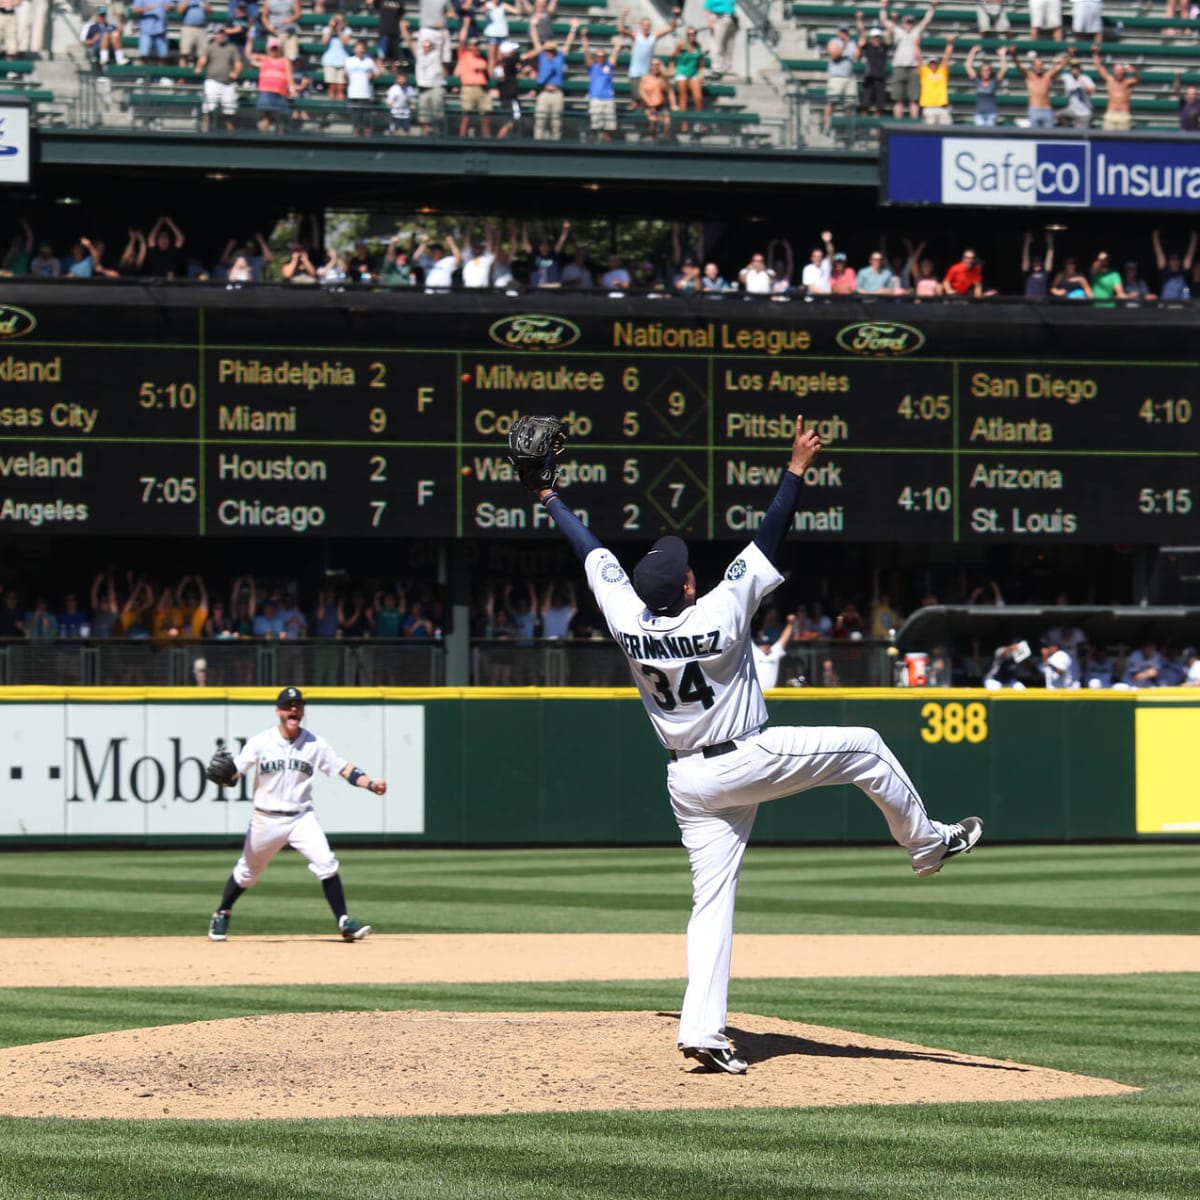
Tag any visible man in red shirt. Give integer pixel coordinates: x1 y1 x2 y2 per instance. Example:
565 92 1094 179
943 248 984 296
455 27 493 138
829 251 857 294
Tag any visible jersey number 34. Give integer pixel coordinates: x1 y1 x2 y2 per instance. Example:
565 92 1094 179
641 661 716 711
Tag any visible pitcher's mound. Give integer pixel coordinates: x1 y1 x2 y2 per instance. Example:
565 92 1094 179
0 1009 1136 1119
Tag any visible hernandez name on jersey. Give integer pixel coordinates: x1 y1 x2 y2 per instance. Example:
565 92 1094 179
585 540 782 752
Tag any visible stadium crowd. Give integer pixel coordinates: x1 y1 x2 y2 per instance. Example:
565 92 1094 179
820 1 1200 132
3 568 1197 690
5 213 1198 300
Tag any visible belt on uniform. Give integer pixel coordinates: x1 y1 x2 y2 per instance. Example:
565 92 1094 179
668 740 738 763
254 807 302 817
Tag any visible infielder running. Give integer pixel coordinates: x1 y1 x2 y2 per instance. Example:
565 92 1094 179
205 686 385 942
507 413 983 1074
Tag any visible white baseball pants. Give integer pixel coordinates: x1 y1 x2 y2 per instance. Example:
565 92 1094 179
232 809 340 887
668 725 949 1051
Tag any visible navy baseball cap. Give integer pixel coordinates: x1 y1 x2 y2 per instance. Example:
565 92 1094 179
633 536 689 614
756 630 774 645
276 686 304 706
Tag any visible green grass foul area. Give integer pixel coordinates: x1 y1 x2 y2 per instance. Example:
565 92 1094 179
0 845 1197 1199
3 844 1199 937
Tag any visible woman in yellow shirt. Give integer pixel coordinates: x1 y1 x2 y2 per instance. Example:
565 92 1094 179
917 35 956 124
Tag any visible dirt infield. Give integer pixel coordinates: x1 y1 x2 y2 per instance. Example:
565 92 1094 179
2 933 1171 1119
8 933 1200 988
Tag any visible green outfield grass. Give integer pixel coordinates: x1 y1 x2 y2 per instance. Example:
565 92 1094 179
5 843 1200 937
1 846 1198 1200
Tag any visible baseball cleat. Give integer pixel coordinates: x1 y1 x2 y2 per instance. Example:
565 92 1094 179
339 917 372 941
682 1046 749 1074
208 911 230 941
915 816 984 877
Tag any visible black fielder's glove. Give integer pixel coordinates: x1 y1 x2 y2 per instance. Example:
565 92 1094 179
206 749 238 786
507 415 567 493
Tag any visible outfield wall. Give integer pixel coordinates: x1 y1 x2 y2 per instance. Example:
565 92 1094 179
0 688 1194 845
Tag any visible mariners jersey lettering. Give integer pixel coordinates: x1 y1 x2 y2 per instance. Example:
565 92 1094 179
585 540 783 751
234 726 347 811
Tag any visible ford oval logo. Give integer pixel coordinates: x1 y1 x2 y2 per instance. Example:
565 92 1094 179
835 321 925 357
0 305 36 339
489 314 582 350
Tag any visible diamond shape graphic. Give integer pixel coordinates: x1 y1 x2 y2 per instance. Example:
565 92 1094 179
645 366 708 439
645 457 708 531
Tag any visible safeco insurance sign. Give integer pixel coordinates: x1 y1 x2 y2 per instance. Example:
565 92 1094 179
884 128 1200 213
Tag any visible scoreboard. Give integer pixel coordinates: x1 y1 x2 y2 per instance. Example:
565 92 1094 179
0 287 1195 542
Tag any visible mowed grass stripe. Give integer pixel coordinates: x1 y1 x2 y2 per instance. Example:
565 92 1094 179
4 845 1198 936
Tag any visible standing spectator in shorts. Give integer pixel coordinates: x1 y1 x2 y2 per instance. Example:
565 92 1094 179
1030 0 1063 40
481 0 515 72
639 57 675 137
854 16 890 117
1092 48 1137 130
131 0 171 65
199 26 241 130
581 26 621 142
403 24 446 133
966 43 1007 126
977 0 1009 37
262 0 301 61
526 20 580 141
176 0 211 66
1151 228 1195 300
345 39 380 136
321 14 351 101
1020 54 1065 129
1061 56 1095 127
822 22 857 132
916 35 954 125
455 25 492 137
619 5 679 106
671 24 705 133
251 37 295 131
1071 0 1102 48
881 1 936 120
386 69 416 133
944 247 983 296
705 0 736 79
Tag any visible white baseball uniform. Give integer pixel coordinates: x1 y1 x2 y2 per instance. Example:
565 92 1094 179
585 539 951 1053
231 726 348 887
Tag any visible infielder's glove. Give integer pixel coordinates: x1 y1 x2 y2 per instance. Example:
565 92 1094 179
507 414 567 493
206 749 238 786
